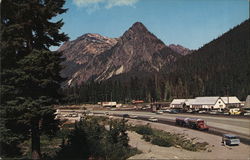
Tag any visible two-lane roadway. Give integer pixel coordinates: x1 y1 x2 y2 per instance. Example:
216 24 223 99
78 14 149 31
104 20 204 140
93 110 250 137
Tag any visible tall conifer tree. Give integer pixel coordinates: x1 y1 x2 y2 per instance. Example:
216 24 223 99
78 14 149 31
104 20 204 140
0 0 68 159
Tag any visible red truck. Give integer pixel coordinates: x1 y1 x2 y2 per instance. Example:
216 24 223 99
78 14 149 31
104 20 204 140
176 117 209 131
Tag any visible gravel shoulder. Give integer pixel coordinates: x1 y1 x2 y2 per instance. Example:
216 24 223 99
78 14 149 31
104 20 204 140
127 119 250 160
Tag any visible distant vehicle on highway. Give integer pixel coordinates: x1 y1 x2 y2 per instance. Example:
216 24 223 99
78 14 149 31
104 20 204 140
148 117 158 122
176 117 209 130
71 113 78 117
130 115 138 119
87 112 94 116
222 134 240 146
198 110 207 114
122 114 129 118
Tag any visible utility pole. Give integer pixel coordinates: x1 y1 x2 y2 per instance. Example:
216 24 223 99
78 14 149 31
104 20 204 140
227 86 229 108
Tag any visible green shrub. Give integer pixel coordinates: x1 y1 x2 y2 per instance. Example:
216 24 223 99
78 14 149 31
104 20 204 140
133 125 208 151
55 117 138 160
151 136 172 147
142 135 151 142
195 142 209 151
133 125 153 135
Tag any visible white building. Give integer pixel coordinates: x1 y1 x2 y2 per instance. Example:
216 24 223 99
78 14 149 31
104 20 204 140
170 99 195 108
245 95 250 107
170 96 241 110
191 97 226 110
170 99 186 108
221 96 241 107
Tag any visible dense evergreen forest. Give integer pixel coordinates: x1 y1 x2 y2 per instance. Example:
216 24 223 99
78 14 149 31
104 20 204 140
63 19 250 103
164 19 250 100
63 76 163 104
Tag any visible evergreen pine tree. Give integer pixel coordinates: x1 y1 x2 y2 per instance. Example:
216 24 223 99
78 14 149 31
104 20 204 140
0 0 68 159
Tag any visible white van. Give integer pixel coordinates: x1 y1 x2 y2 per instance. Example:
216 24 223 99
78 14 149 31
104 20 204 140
222 134 240 146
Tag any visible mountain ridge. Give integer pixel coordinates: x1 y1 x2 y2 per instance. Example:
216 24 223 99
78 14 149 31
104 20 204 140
59 22 182 86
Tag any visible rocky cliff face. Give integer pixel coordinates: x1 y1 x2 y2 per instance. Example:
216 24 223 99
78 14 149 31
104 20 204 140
59 22 181 86
59 33 118 80
168 44 193 56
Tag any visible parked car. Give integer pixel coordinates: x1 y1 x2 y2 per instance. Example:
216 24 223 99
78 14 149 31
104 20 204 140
156 110 163 114
243 112 250 116
229 108 241 115
209 110 218 114
148 117 158 122
222 134 240 146
198 110 207 114
242 108 250 116
186 110 193 113
122 114 129 118
163 109 171 113
169 109 178 114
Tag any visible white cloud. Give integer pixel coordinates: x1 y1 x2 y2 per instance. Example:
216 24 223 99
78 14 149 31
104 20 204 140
73 0 104 7
73 0 139 11
105 0 139 9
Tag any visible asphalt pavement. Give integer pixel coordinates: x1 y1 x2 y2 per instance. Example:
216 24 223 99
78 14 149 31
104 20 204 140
93 110 250 136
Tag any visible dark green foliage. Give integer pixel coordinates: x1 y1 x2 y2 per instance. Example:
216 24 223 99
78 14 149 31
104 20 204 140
132 125 153 135
151 136 172 147
56 117 139 160
142 135 151 142
132 125 208 151
62 75 162 104
163 19 250 100
0 0 68 158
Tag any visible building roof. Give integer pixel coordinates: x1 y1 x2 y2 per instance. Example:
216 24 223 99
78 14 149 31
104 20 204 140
170 99 186 105
171 99 195 105
221 97 241 104
245 95 250 107
191 97 220 105
185 99 196 105
171 96 241 106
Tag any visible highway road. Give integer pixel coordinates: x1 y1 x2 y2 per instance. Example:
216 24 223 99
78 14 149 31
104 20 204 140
93 110 250 136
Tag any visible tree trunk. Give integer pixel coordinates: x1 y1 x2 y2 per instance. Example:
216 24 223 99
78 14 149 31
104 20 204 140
31 119 41 160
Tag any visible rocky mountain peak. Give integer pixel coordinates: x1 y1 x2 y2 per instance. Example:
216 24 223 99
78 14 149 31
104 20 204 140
130 22 148 32
59 22 182 86
168 44 193 56
121 22 155 41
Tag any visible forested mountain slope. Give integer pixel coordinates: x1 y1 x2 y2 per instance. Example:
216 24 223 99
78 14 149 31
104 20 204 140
163 19 250 100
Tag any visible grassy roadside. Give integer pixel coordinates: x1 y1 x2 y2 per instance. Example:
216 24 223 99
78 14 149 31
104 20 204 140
129 124 208 151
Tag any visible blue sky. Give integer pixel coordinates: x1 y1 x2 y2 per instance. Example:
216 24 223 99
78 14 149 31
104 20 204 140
52 0 249 50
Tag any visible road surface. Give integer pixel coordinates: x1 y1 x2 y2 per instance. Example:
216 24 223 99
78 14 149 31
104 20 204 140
93 110 250 136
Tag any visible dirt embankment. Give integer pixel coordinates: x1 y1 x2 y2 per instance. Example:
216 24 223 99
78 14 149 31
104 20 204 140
127 119 250 160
